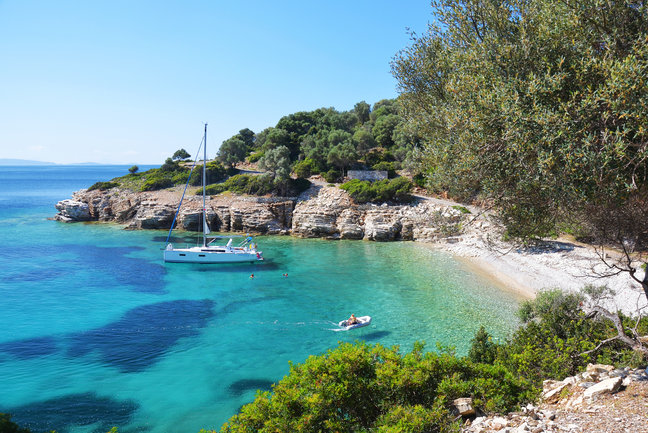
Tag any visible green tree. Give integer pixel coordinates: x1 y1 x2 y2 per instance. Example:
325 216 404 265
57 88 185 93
372 114 401 148
353 127 377 156
236 128 255 151
327 142 357 175
217 137 247 168
468 326 497 364
392 0 648 311
353 100 371 124
258 145 291 181
128 165 139 174
261 128 291 154
172 148 191 161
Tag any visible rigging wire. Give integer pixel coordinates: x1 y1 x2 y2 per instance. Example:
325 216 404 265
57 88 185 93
164 133 206 245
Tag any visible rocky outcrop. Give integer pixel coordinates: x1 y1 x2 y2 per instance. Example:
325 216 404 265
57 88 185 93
53 185 468 242
290 186 465 241
462 363 648 433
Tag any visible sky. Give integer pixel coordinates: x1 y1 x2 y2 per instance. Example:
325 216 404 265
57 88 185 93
0 0 432 164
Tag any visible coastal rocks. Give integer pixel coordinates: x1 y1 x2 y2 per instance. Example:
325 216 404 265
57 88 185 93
463 364 648 433
291 186 350 238
53 184 470 242
54 199 91 222
337 208 364 239
363 208 401 241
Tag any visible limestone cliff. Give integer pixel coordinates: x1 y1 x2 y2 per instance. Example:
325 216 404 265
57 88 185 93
54 185 466 242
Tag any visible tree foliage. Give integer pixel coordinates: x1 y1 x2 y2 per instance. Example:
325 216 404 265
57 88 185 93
218 137 247 168
392 0 648 246
172 148 191 161
258 146 291 181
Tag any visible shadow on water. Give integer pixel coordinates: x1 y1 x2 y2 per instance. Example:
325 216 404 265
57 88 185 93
227 378 275 396
7 392 140 433
361 330 391 341
62 244 167 294
66 299 214 373
0 336 58 360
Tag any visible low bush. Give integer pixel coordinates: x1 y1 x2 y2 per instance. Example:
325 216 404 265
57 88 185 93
372 161 400 178
141 177 175 191
218 342 534 433
247 151 264 163
472 289 648 385
293 158 319 178
413 172 426 188
340 177 413 203
189 161 229 186
323 169 341 183
201 175 311 197
87 181 119 191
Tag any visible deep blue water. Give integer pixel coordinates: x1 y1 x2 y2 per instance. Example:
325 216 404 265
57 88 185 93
0 166 522 433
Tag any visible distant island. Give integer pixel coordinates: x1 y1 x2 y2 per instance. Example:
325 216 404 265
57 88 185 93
0 159 113 166
0 158 55 165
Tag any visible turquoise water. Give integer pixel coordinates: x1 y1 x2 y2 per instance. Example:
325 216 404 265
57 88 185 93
0 166 522 433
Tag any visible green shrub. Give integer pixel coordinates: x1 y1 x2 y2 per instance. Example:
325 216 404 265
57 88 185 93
340 177 413 203
293 158 319 178
323 169 341 183
141 177 175 191
247 151 264 163
189 161 228 186
201 174 274 196
160 157 181 172
201 174 311 197
87 181 119 191
494 289 646 384
219 342 533 433
468 326 497 364
364 148 395 167
372 161 399 178
452 205 471 214
413 173 426 188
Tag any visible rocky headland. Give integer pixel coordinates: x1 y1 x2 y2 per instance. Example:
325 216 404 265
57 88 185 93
54 184 468 242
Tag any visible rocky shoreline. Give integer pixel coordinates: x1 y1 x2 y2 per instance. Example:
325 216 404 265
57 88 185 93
54 182 646 313
461 363 648 433
54 184 468 242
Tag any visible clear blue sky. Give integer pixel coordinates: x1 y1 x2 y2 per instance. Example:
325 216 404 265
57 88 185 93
0 0 432 164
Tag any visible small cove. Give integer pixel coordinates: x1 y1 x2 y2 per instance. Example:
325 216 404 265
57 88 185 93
0 166 523 433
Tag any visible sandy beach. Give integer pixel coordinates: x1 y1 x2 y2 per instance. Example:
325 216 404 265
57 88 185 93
430 212 648 315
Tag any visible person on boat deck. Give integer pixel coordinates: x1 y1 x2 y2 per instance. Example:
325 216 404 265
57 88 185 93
348 314 358 325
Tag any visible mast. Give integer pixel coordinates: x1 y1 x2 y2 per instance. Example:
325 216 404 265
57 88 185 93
202 123 207 247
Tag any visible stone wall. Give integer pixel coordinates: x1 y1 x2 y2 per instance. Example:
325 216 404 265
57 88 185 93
347 170 388 182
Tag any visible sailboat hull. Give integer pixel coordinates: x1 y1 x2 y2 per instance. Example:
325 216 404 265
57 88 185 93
163 246 263 264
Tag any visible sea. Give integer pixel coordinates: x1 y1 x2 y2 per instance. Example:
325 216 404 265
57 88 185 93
0 165 523 433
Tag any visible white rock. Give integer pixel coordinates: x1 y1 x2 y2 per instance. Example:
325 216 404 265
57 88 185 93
583 376 622 401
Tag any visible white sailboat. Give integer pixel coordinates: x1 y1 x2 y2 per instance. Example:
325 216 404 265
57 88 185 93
163 124 263 264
